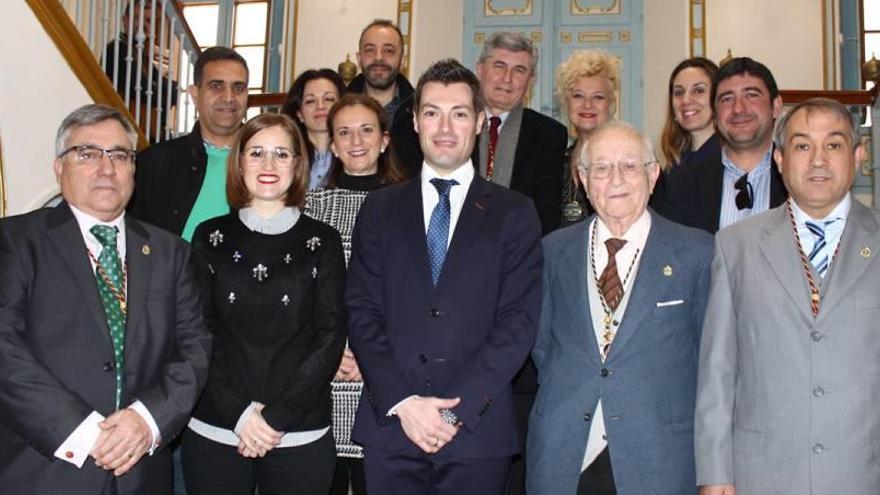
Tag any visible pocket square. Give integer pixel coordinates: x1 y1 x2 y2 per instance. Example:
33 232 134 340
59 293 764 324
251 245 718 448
656 299 685 307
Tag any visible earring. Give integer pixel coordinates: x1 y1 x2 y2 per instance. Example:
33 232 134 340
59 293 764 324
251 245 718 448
380 147 385 153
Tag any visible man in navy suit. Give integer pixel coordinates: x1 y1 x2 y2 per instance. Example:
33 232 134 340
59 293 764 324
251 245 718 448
346 59 543 494
528 121 712 494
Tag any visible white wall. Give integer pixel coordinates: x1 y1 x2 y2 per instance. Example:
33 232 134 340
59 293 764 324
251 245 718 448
644 0 690 152
410 0 464 80
293 0 397 76
0 2 92 215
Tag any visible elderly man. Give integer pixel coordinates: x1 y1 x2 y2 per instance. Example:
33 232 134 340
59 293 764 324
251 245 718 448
528 121 712 495
656 57 788 233
347 59 543 494
129 46 249 241
0 104 211 494
696 98 880 495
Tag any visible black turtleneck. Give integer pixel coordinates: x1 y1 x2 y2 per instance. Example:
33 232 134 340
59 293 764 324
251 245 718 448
335 172 383 192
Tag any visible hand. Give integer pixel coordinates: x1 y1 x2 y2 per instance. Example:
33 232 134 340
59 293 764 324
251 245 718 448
699 484 736 495
395 396 461 454
334 348 362 382
237 404 282 458
90 409 152 476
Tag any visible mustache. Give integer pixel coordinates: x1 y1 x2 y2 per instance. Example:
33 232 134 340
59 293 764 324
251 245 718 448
366 62 395 72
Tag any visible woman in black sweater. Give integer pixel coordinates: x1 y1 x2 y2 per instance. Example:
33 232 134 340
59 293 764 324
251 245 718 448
183 113 346 495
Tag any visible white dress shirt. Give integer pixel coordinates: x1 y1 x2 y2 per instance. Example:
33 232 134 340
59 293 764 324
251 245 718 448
791 194 851 270
420 159 475 248
54 205 160 468
582 210 652 471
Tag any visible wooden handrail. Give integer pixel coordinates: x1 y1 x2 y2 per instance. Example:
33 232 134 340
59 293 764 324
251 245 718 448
248 92 287 108
167 0 202 57
780 89 874 106
26 0 149 148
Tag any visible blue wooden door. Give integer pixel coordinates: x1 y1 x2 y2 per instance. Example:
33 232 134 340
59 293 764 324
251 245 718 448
463 0 644 128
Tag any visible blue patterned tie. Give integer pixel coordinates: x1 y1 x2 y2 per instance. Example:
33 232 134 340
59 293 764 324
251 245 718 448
427 178 458 286
90 225 126 409
806 220 835 278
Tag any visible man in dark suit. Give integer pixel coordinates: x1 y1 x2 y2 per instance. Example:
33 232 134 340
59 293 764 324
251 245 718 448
346 59 543 494
654 57 787 234
472 31 567 495
473 31 567 235
0 104 211 494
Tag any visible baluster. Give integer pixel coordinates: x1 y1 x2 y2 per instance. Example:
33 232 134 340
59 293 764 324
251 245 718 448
143 0 157 142
166 17 179 141
133 0 147 129
100 0 110 69
87 0 96 49
124 0 135 107
154 0 168 142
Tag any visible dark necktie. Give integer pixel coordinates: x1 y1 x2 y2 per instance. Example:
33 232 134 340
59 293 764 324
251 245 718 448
90 225 127 410
598 238 627 311
427 178 458 286
486 116 502 180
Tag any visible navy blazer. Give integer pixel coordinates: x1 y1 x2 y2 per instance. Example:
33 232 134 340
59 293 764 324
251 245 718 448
346 175 543 458
527 212 712 494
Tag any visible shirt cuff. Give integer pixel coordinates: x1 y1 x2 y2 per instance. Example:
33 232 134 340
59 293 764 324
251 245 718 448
387 395 419 416
233 402 261 437
54 410 105 468
129 401 161 455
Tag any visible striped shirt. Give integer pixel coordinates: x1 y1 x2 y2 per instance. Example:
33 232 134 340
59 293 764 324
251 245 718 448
718 146 773 230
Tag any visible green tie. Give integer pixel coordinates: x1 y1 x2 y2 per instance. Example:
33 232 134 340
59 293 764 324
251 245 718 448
90 224 126 410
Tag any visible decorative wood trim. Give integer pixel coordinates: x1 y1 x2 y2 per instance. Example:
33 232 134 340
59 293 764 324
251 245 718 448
398 0 413 79
247 92 286 107
779 89 874 105
25 0 148 148
485 0 533 16
689 0 706 57
571 0 620 16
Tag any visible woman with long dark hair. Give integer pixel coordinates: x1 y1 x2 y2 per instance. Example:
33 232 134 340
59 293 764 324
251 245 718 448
660 57 720 169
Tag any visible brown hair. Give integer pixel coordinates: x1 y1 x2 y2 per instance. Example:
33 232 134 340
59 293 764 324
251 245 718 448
325 93 406 188
660 57 719 167
226 113 309 209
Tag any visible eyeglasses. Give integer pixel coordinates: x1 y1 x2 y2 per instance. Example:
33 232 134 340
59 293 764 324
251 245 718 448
59 145 136 166
734 173 754 210
583 160 655 180
242 146 297 168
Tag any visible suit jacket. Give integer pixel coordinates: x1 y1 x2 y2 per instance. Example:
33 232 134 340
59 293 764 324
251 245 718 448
695 200 880 495
0 203 212 495
473 106 568 236
653 144 787 234
528 211 713 494
128 121 208 236
346 175 543 458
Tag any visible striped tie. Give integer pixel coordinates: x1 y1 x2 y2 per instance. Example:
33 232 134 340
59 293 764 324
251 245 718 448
806 220 834 278
599 238 627 310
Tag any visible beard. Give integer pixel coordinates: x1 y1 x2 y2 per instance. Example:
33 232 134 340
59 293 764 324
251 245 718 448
363 62 399 90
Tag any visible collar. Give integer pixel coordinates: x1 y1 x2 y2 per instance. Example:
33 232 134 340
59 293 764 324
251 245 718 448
68 204 127 256
238 206 301 234
420 159 476 189
485 110 511 127
721 145 773 176
791 194 852 225
594 209 652 250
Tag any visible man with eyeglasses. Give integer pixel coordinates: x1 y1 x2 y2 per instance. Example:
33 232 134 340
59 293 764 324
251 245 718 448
0 104 211 494
696 98 880 495
529 121 712 495
655 57 788 234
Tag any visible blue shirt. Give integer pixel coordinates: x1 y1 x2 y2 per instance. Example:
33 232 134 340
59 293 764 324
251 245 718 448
308 149 333 190
791 194 851 269
718 146 773 230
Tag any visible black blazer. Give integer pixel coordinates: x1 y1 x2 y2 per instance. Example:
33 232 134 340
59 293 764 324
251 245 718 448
472 108 568 235
0 203 211 495
347 176 543 458
653 145 788 234
129 122 209 236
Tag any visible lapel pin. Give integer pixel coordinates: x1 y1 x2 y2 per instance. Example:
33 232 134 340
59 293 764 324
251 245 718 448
861 247 871 258
663 265 673 277
142 245 151 255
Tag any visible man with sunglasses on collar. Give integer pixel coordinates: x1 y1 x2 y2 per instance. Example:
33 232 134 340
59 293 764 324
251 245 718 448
655 57 787 234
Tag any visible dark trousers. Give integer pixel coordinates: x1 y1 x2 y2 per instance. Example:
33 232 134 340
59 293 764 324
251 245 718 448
363 446 510 495
577 448 617 495
181 428 335 495
505 391 535 495
329 456 367 495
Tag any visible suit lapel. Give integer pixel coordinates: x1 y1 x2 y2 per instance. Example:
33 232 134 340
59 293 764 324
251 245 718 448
438 177 493 288
123 217 153 354
46 203 112 345
398 178 435 294
557 218 602 362
704 156 724 232
605 213 680 362
491 106 522 188
816 200 880 326
758 206 815 322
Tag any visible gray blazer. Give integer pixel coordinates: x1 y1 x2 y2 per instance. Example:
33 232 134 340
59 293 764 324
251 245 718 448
528 211 712 494
695 199 880 495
